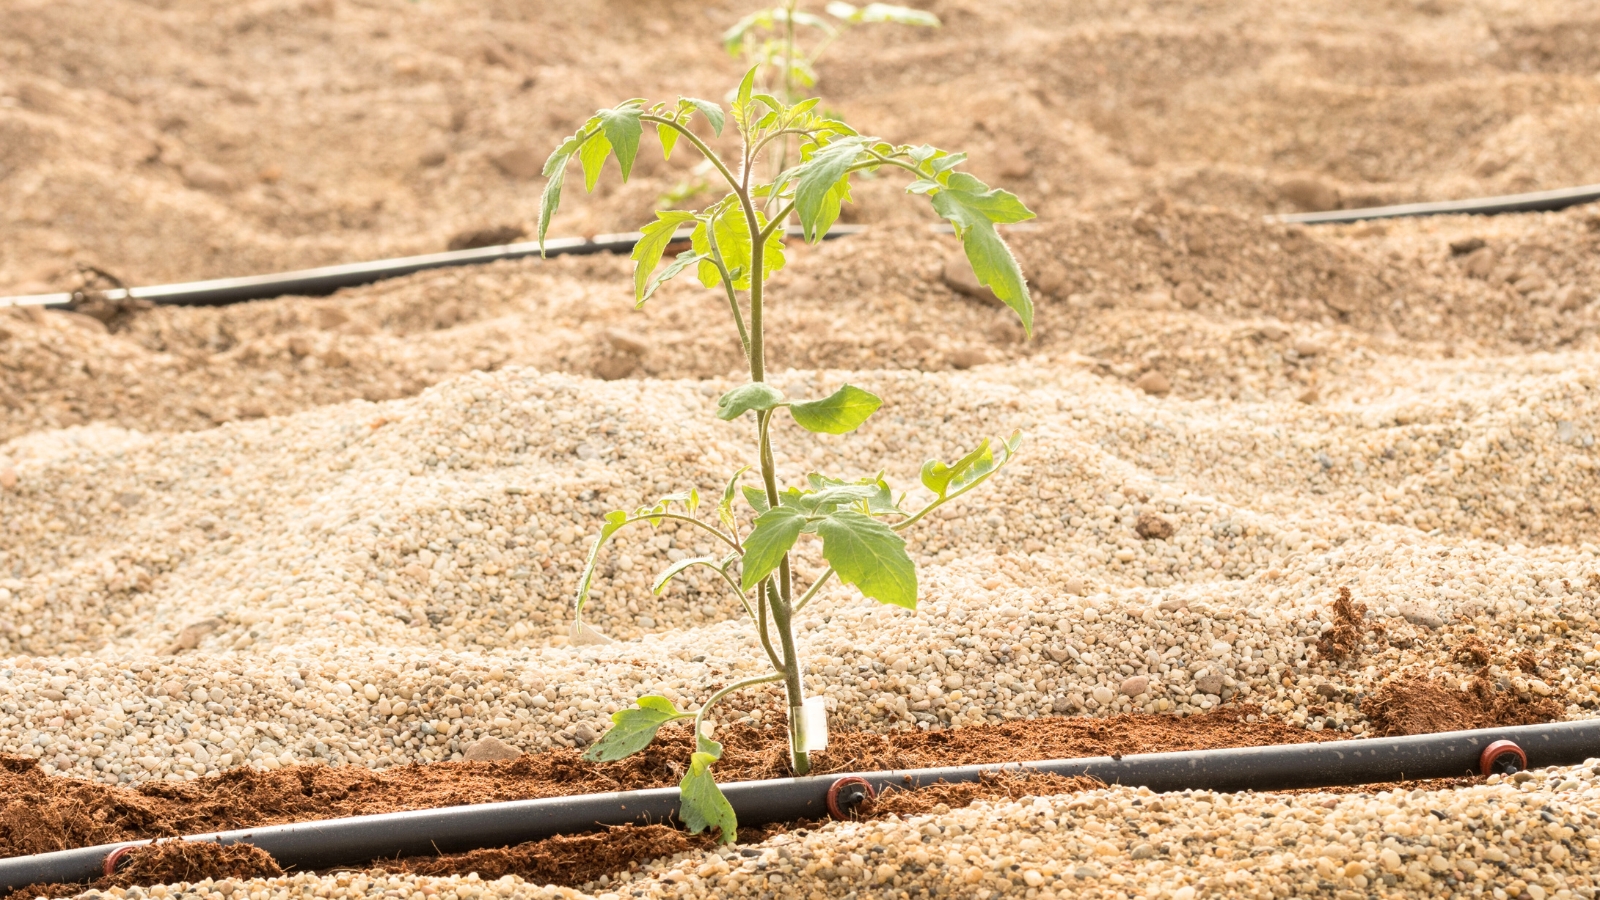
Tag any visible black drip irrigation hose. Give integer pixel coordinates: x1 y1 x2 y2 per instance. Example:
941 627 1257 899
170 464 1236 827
6 181 1599 312
0 225 865 311
1276 182 1600 225
1 719 1596 891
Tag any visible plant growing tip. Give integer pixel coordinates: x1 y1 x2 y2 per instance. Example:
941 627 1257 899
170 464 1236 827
542 67 1034 843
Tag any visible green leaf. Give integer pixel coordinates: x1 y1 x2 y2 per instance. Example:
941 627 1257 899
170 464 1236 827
817 510 917 609
789 384 882 434
640 249 706 309
583 695 692 762
927 172 1036 335
717 465 751 529
632 210 698 303
828 2 940 26
574 510 631 620
716 382 786 421
652 556 722 595
683 98 726 137
679 751 737 842
696 722 724 760
807 473 900 515
657 122 679 160
920 438 994 499
537 133 586 253
740 507 806 590
579 128 612 192
793 137 866 242
596 105 644 181
732 65 759 131
742 485 771 514
693 206 786 291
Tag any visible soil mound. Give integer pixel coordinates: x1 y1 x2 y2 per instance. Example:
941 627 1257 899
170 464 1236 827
1361 675 1566 737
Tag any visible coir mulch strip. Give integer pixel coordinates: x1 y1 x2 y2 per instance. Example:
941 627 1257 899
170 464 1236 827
0 705 1320 859
0 701 1535 898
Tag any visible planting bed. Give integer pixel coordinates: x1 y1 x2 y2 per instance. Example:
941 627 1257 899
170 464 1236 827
4 0 1600 898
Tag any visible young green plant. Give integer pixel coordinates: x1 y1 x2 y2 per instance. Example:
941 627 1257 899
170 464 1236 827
659 3 938 209
540 68 1033 843
723 2 939 107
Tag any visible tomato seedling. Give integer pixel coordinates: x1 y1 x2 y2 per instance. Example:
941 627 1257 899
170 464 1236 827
540 68 1032 842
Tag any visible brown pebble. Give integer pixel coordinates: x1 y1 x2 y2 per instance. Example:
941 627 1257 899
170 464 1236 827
1119 676 1149 697
1297 387 1319 404
1135 371 1171 396
1136 512 1174 540
948 348 988 370
1174 283 1203 309
0 468 16 491
1063 577 1086 596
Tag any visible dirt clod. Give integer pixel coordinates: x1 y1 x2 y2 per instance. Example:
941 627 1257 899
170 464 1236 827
1135 512 1174 540
1317 587 1367 662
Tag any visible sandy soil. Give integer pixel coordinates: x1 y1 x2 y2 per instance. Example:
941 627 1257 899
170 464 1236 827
3 1 1600 898
4 0 1600 294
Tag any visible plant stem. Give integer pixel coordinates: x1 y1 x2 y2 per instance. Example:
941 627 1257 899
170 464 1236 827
741 161 810 776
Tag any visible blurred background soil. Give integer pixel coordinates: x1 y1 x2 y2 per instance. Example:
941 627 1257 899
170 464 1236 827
1 0 1598 454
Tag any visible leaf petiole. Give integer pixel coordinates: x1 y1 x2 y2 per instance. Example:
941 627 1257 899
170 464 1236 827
791 566 835 613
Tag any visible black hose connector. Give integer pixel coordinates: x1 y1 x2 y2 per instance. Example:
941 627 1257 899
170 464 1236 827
1479 740 1527 777
2 718 1596 891
825 776 875 820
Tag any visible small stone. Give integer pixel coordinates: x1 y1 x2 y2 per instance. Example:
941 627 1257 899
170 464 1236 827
1063 578 1086 596
1130 843 1156 860
181 161 236 193
446 225 525 252
1135 371 1172 397
1397 601 1444 630
1292 337 1326 357
1021 870 1044 888
605 329 650 356
418 138 450 168
1157 597 1187 612
947 348 988 370
1136 513 1174 540
1449 237 1486 256
490 147 543 179
1092 686 1115 705
0 468 16 491
1174 283 1204 309
462 736 522 761
1074 865 1099 880
162 617 224 655
1195 673 1224 695
1462 246 1497 279
1297 387 1320 404
1119 676 1149 697
1279 175 1340 212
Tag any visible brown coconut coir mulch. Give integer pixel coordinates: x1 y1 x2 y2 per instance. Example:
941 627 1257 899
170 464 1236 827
0 698 1561 898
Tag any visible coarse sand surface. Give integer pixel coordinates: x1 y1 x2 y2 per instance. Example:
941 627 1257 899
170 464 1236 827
2 0 1600 898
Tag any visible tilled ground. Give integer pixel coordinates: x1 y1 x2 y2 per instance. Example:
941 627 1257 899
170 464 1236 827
4 1 1600 899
